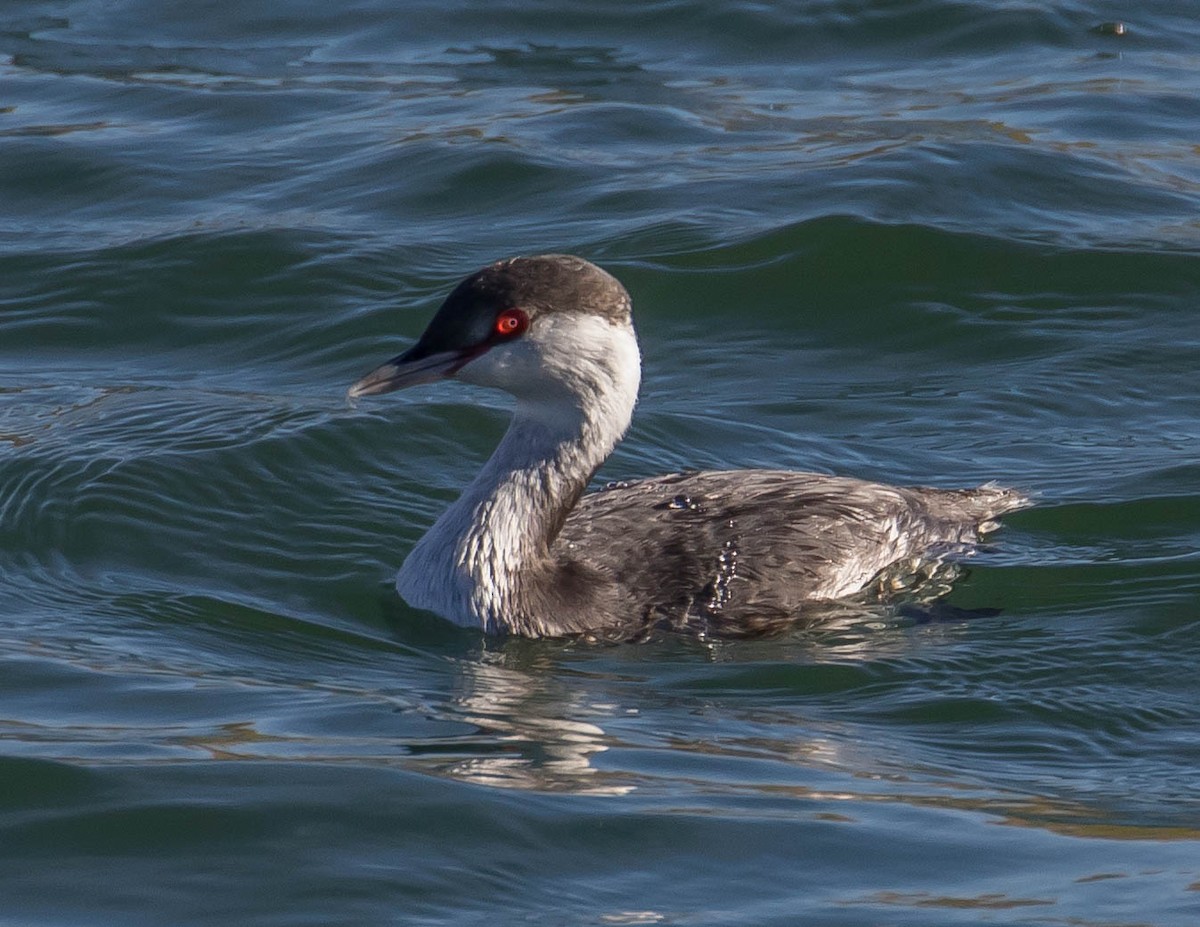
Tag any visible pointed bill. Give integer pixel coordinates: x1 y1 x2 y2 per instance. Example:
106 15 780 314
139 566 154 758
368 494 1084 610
348 348 470 398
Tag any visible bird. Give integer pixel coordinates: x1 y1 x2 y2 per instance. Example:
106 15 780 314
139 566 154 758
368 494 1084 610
349 254 1026 638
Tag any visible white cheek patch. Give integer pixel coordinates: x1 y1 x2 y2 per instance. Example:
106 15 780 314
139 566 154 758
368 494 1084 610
397 313 641 632
457 315 640 409
457 339 541 391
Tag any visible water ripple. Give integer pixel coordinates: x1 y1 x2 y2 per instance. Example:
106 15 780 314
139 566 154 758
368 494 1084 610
3 1 1200 924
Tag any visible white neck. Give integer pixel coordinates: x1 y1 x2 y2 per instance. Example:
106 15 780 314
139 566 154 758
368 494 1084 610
397 317 640 634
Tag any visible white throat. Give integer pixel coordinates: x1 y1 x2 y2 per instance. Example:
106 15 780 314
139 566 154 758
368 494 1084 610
396 316 641 633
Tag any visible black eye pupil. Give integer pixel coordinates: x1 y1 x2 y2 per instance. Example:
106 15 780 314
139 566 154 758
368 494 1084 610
496 311 524 336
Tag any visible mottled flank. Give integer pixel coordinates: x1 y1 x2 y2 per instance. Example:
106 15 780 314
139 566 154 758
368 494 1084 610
561 471 1028 637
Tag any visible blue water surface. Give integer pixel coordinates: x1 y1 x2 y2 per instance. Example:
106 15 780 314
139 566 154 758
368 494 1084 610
2 2 1199 925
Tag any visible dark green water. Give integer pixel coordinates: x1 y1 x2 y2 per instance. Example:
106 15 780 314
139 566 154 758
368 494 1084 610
2 2 1199 924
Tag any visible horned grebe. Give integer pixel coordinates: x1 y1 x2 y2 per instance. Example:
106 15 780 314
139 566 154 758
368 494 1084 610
350 254 1026 637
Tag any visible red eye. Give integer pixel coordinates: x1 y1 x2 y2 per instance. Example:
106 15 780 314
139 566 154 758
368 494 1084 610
494 308 528 338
